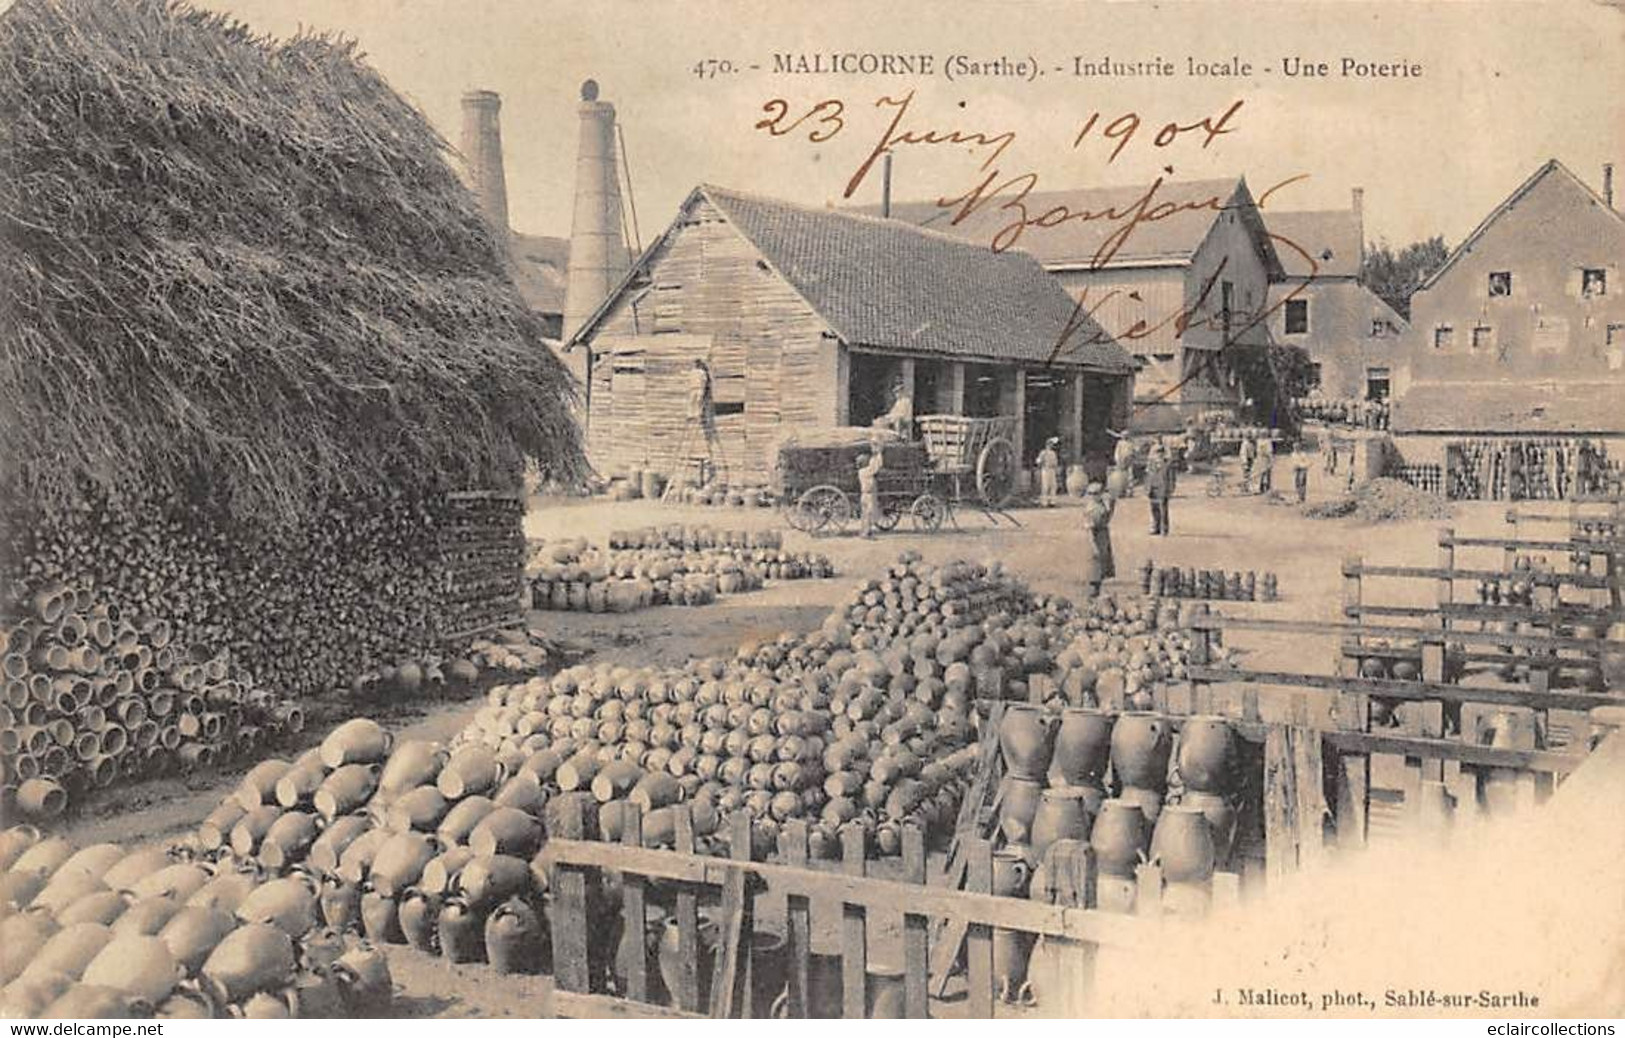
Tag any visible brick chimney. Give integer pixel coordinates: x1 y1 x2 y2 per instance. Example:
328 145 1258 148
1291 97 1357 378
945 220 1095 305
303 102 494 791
1351 186 1366 265
460 90 510 240
1605 164 1615 209
563 79 630 347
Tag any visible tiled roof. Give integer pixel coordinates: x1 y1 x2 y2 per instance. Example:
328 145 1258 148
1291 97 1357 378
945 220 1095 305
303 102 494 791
508 232 569 316
863 178 1283 275
1266 209 1364 279
699 185 1135 372
1392 380 1625 434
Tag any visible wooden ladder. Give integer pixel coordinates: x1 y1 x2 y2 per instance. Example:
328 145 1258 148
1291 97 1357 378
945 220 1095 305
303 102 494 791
928 700 1007 996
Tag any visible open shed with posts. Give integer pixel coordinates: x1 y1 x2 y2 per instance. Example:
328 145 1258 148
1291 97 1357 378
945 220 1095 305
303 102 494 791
568 185 1136 490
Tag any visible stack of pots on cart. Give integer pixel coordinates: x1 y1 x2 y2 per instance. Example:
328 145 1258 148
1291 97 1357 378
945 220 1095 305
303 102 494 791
988 703 1241 1002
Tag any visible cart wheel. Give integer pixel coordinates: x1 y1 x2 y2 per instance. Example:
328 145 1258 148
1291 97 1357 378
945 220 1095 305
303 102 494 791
781 501 813 533
877 497 903 532
976 437 1017 507
797 485 853 534
909 493 946 532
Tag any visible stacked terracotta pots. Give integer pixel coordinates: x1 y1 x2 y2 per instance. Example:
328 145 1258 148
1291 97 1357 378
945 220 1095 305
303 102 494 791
0 824 392 1018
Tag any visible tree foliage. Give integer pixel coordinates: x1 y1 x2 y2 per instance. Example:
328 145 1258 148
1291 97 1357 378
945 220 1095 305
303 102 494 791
1361 236 1450 320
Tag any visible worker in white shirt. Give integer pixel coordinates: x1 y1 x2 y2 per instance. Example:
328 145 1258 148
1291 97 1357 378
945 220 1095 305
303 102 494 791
857 451 884 538
1037 437 1061 507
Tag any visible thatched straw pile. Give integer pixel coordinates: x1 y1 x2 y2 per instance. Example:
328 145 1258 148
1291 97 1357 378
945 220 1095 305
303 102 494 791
0 0 583 522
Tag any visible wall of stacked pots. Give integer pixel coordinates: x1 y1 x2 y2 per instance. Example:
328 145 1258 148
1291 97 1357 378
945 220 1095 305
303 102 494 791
0 824 395 1018
987 703 1261 1004
528 527 834 614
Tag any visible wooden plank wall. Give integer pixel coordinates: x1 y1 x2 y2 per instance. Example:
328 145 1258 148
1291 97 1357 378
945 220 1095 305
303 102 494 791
583 198 839 485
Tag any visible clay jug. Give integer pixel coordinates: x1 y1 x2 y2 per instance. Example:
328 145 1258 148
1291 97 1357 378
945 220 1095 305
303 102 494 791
283 967 345 1019
197 801 248 852
1 969 75 1017
1176 716 1236 794
187 868 262 914
398 887 440 952
319 719 392 770
307 815 373 874
335 829 391 886
657 914 717 1010
376 741 448 801
1029 839 1092 907
299 926 348 972
42 984 136 1019
992 928 1037 1005
436 747 506 800
274 762 328 810
997 776 1044 845
492 772 547 814
235 759 292 812
230 805 286 857
82 933 185 1005
1109 712 1173 790
152 984 216 1019
435 795 497 847
1050 708 1115 787
358 887 403 944
368 832 438 897
313 764 379 822
259 811 321 871
236 876 318 939
16 778 67 819
130 863 211 903
991 848 1031 898
1181 792 1238 863
58 890 133 927
469 807 544 859
1150 805 1217 885
236 990 291 1018
1089 799 1149 879
385 786 450 834
1029 787 1094 863
101 847 172 892
1 913 55 984
33 869 109 917
998 704 1055 781
25 922 113 982
54 843 126 884
436 896 485 963
454 854 530 911
330 942 391 1013
0 824 42 871
521 747 567 785
318 873 361 932
0 868 49 910
11 834 72 876
159 906 237 974
1118 784 1164 826
484 896 544 975
112 895 184 937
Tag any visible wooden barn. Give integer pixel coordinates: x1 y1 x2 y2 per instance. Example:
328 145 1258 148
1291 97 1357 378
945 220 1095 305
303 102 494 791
569 185 1136 486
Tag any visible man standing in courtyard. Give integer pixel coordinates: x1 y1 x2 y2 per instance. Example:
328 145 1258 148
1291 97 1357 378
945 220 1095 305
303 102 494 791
1293 448 1311 503
1037 437 1061 507
1239 432 1258 495
1258 435 1275 496
1146 439 1174 536
857 450 884 539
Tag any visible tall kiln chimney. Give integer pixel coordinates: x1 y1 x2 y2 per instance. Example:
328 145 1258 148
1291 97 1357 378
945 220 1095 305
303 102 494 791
563 79 630 346
1605 164 1615 209
460 90 510 239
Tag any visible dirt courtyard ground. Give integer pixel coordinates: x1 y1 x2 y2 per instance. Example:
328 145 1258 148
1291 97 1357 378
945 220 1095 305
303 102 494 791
46 455 1528 1016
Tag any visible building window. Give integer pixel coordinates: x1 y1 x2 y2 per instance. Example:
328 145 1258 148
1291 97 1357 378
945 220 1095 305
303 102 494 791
1151 352 1176 364
1434 324 1455 350
1472 325 1495 352
713 400 745 417
1488 271 1513 297
1307 362 1323 388
1284 299 1309 335
1583 269 1608 298
1366 367 1391 401
1370 319 1387 338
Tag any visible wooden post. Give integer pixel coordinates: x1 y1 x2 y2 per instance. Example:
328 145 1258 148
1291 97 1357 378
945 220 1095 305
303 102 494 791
779 821 812 1018
551 793 593 994
619 805 649 1003
1292 725 1329 872
1332 749 1369 852
710 813 755 1018
1067 372 1085 463
901 826 929 1019
835 346 852 426
1263 725 1298 883
840 825 869 1019
1010 370 1028 476
941 362 967 415
670 804 702 1014
964 837 995 1019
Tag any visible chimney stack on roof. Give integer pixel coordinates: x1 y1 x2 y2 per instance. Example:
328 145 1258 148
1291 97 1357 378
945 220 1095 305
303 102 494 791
1605 164 1615 209
1351 186 1366 265
460 89 510 241
563 79 630 349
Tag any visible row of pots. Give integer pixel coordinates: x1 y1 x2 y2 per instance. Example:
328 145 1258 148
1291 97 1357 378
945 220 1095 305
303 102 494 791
999 705 1238 795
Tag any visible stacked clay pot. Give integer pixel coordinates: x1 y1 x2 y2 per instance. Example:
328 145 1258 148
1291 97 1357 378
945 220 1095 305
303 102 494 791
0 824 392 1018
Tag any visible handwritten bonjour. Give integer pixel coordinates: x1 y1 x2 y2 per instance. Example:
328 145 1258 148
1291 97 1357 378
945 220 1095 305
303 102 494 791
754 91 1321 374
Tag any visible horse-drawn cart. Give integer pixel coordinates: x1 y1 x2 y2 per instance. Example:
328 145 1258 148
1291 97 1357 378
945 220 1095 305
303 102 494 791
773 415 1020 535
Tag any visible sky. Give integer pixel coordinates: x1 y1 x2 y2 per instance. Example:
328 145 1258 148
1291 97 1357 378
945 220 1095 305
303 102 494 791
196 0 1625 251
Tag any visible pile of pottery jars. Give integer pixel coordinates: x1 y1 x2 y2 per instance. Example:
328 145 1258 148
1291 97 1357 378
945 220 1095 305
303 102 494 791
1140 561 1278 602
987 703 1242 1004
